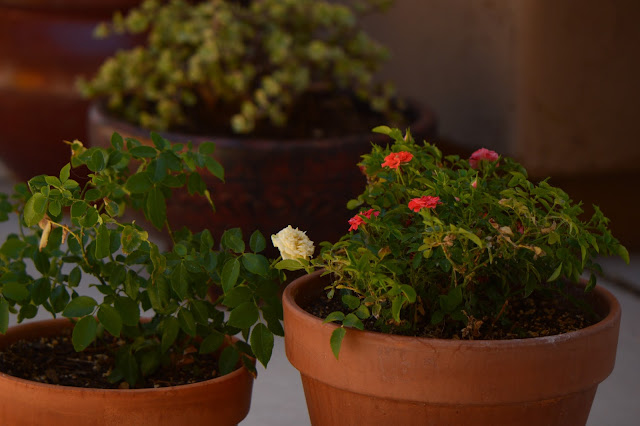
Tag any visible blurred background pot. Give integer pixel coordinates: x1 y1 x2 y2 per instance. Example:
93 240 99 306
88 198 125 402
88 100 437 247
0 0 141 181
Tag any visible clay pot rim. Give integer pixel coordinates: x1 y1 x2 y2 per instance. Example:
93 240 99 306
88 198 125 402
283 269 621 349
88 99 436 150
0 317 252 395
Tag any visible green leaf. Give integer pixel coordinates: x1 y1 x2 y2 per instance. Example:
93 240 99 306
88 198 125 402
95 224 111 259
150 132 169 150
221 228 245 254
178 308 197 337
24 193 47 227
129 145 158 158
323 311 345 324
81 206 99 228
88 149 106 172
249 230 266 253
372 125 393 135
84 188 102 202
204 157 224 181
343 313 364 330
111 132 124 150
2 282 30 302
0 299 9 334
585 274 597 292
145 187 166 230
547 263 563 282
222 285 253 308
250 323 274 367
274 259 305 271
59 163 71 183
330 327 346 360
121 225 148 254
72 316 97 351
199 331 225 354
221 258 240 293
0 238 28 259
48 200 61 217
187 172 206 195
391 296 402 323
400 285 417 303
114 296 140 326
161 317 180 353
228 302 259 329
125 173 152 194
198 141 216 155
30 278 51 304
71 201 88 220
617 245 630 264
341 294 360 310
62 296 97 318
171 262 189 300
242 253 270 277
139 350 160 377
219 346 239 376
457 228 483 248
97 304 123 337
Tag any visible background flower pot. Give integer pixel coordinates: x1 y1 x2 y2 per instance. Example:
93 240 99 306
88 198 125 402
0 318 254 426
0 0 141 181
283 271 621 426
87 101 437 248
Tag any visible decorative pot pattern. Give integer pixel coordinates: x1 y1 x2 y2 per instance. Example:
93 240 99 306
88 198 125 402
283 271 621 426
88 102 437 248
0 318 253 426
0 0 141 181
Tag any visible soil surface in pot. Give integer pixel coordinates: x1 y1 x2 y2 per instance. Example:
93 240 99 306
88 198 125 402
0 328 219 389
305 289 599 340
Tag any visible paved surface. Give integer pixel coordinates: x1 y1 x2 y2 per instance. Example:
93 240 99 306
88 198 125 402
0 165 637 426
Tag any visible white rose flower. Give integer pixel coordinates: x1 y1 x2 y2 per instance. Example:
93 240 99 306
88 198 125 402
271 225 315 260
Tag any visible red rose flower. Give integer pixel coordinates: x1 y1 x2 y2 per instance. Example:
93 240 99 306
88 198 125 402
469 148 499 169
348 209 380 231
408 196 442 212
381 151 413 169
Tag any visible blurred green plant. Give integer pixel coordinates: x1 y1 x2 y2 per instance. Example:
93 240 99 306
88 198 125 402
78 0 397 134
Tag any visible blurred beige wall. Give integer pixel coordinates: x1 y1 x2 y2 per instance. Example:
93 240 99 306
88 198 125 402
365 0 640 177
364 0 518 153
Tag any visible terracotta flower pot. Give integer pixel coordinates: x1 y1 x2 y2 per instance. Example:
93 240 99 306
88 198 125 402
0 0 141 181
283 271 621 426
87 101 437 248
0 318 254 426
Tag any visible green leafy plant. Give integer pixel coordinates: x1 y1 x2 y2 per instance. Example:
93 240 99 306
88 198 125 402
275 126 629 358
0 133 284 387
78 0 398 134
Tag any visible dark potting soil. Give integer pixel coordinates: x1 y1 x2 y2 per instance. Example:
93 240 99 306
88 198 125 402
0 329 219 389
304 289 599 340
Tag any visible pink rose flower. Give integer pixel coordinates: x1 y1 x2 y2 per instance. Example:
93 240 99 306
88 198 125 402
408 196 442 212
469 148 499 169
381 151 413 169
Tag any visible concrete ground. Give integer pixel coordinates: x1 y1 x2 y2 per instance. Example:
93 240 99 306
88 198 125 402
0 163 637 426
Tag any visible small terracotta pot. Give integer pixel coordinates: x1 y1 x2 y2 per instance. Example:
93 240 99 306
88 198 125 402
0 318 254 426
87 101 437 249
283 271 621 426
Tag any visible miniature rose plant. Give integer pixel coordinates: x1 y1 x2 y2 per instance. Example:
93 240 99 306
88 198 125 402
275 126 629 357
0 133 284 386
